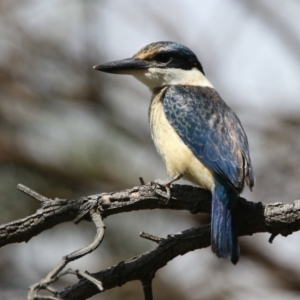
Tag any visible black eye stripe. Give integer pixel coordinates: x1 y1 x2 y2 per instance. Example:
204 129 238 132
146 51 204 74
154 53 171 63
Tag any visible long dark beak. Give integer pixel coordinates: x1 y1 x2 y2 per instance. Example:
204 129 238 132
93 58 149 74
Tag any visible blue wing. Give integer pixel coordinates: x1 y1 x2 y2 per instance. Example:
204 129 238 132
163 85 254 191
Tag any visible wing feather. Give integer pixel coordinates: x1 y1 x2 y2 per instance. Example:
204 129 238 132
163 85 254 191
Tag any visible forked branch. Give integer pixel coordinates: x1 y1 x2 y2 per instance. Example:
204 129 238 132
0 183 300 299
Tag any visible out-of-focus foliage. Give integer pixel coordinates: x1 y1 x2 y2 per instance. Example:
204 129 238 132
0 1 300 299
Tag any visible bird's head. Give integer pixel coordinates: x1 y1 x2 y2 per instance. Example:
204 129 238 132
94 41 212 90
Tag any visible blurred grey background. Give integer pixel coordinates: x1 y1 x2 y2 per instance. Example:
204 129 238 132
0 1 300 299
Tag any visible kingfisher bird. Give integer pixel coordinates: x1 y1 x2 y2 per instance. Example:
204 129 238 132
94 41 254 264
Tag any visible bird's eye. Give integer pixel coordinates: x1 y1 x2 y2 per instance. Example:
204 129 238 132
155 53 171 63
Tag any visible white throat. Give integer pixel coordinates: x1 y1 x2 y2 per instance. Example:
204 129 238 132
133 67 213 90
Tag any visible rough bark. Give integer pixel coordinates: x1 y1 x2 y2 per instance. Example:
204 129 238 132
1 183 300 299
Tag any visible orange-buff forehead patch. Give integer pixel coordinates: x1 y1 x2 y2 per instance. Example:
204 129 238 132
133 44 163 60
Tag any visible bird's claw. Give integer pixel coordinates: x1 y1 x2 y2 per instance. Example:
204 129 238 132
154 179 172 202
153 175 182 204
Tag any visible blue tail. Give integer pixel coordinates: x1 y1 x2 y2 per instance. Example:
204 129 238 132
211 177 239 264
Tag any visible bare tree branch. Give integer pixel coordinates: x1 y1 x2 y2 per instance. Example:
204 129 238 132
0 184 211 247
28 209 105 299
60 225 211 299
1 183 300 299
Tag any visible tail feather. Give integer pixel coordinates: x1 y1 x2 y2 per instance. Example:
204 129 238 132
211 180 239 264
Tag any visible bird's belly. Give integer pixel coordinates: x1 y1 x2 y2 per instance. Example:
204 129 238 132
150 93 215 191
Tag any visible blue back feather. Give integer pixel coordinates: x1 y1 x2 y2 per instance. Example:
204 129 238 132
163 85 254 191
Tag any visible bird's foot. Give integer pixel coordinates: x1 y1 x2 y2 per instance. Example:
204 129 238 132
153 174 182 203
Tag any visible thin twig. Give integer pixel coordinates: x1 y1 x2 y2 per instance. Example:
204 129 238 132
67 210 106 260
140 231 163 244
269 233 278 243
139 177 145 185
17 184 50 202
141 276 154 300
28 210 106 299
75 270 104 291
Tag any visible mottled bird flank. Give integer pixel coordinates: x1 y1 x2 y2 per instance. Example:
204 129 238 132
94 41 255 264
